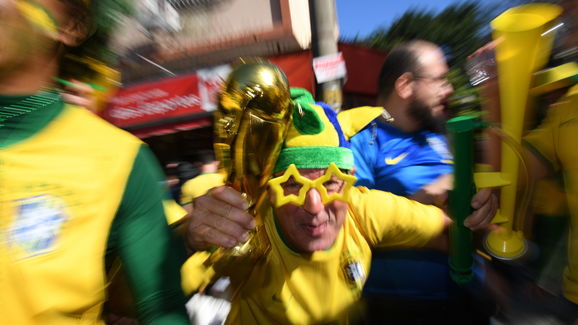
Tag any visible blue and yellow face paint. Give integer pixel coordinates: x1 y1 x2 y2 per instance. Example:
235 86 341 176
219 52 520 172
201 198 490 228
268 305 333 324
268 163 357 208
14 0 94 36
14 0 59 37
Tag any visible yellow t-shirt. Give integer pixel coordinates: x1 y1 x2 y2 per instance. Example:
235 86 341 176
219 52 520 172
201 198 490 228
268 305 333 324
524 85 578 304
163 199 188 225
179 173 225 205
199 186 444 325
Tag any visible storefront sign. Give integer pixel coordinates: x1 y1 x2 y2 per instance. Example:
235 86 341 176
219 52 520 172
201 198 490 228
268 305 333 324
103 64 230 128
312 52 346 83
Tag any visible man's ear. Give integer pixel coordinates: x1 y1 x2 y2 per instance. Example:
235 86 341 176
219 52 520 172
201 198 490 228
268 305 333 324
395 72 414 100
349 166 356 176
57 16 91 47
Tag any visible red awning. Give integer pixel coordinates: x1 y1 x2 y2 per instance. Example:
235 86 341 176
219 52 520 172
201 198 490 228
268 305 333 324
339 43 388 96
102 53 316 139
131 116 213 139
269 43 387 97
103 72 205 128
268 50 315 95
102 43 386 138
101 65 230 138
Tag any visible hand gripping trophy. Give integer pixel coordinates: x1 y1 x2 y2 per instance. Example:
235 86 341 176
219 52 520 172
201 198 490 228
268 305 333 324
209 59 293 274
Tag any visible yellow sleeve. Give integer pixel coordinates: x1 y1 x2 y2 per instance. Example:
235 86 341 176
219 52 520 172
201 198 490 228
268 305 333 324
179 174 226 206
181 251 217 296
163 199 188 225
524 102 565 173
179 179 195 205
348 186 445 248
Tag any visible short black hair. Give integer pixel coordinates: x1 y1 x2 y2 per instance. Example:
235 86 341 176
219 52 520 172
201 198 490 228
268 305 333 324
376 40 433 99
177 161 199 182
194 149 217 165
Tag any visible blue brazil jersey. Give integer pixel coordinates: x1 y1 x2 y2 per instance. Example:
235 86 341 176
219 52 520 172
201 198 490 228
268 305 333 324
350 118 456 299
351 119 453 196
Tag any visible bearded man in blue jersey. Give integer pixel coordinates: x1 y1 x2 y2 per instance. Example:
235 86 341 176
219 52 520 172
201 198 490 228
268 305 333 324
346 40 493 324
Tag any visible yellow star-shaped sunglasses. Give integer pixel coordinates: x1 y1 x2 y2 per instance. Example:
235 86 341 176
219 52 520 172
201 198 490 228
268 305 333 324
268 163 357 208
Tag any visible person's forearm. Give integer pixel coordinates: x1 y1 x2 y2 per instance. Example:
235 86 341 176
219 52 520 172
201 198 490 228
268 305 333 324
408 174 452 207
423 215 451 251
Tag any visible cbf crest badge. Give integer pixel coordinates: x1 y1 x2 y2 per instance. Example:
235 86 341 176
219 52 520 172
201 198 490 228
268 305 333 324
9 195 69 259
342 258 366 293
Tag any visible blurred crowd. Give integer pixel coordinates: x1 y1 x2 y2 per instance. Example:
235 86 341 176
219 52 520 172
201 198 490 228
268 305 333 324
1 1 578 325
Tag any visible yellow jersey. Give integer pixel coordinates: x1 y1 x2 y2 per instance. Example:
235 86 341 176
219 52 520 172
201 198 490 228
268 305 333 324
187 186 444 324
525 85 578 304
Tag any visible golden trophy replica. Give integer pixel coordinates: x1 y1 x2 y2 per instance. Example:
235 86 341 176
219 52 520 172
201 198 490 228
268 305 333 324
209 59 293 271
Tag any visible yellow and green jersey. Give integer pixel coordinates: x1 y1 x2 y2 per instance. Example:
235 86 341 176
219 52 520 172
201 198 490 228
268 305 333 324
179 173 225 206
524 85 578 304
193 186 444 324
0 93 189 324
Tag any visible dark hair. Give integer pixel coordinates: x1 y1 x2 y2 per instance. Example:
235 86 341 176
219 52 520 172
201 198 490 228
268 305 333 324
177 162 199 183
376 41 430 99
164 162 180 178
194 149 217 165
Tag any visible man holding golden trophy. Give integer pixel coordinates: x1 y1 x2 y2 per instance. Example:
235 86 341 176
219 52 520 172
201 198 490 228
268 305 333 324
183 56 498 323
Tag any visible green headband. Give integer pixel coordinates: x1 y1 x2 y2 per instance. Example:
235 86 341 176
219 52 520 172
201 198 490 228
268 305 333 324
273 147 354 173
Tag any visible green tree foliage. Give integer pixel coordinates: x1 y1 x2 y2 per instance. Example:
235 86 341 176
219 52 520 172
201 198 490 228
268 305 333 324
356 2 502 114
363 2 494 70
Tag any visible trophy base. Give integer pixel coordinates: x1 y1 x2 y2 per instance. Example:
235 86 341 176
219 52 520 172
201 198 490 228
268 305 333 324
206 224 271 279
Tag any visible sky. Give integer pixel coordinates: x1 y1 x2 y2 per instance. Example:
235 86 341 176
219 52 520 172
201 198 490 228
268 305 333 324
335 0 492 39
